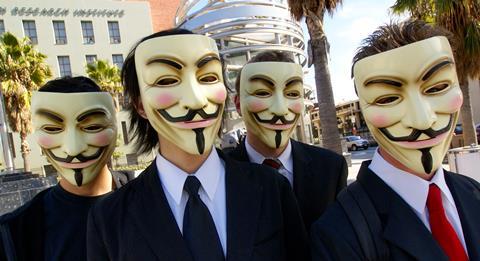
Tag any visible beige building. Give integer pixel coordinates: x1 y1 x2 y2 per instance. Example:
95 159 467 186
0 0 154 173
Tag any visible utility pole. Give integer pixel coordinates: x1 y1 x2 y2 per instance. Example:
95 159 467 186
0 88 14 172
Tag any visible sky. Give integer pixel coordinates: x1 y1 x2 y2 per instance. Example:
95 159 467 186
303 0 407 104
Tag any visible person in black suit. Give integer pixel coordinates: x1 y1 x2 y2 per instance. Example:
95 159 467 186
0 77 130 261
311 20 480 260
86 28 309 261
227 50 347 230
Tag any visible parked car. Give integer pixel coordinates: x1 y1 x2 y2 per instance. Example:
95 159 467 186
454 123 480 142
345 135 369 151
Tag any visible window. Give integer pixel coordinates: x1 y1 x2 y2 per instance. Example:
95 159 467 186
112 54 123 69
85 55 97 64
107 21 121 44
0 20 5 35
53 21 67 44
81 21 95 44
22 20 37 44
121 121 129 144
57 56 71 77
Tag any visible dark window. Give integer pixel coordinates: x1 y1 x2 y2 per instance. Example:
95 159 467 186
112 54 123 69
81 21 95 44
8 132 15 158
53 21 67 44
107 21 121 44
57 56 71 77
85 55 97 64
121 121 129 144
0 20 5 35
22 20 38 44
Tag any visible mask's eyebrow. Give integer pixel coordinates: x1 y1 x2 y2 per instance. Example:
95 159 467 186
421 59 453 82
286 76 303 86
196 54 220 68
146 58 183 70
36 109 64 123
249 75 275 89
365 79 403 88
77 109 108 122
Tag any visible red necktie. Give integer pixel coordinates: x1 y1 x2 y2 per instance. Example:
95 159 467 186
262 158 281 170
427 184 468 261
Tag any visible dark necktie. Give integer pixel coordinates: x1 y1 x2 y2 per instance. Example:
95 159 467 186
427 184 468 261
183 176 224 261
262 158 281 169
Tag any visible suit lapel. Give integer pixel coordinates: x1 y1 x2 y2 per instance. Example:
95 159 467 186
127 162 192 261
445 171 480 260
222 152 262 260
357 163 447 261
291 140 313 215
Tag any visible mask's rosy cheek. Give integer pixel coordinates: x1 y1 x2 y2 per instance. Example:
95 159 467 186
368 114 391 128
89 129 115 147
37 135 57 149
448 94 463 111
154 93 177 108
212 89 227 103
289 102 303 114
247 99 269 112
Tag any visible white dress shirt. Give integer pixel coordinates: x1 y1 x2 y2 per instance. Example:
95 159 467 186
155 148 227 255
369 149 467 252
245 136 294 186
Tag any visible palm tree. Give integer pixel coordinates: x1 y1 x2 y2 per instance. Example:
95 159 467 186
287 0 343 154
392 0 480 146
85 59 122 109
0 32 52 172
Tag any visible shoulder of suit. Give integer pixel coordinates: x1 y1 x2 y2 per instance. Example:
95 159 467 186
311 200 354 238
0 186 52 225
227 157 291 187
445 170 480 190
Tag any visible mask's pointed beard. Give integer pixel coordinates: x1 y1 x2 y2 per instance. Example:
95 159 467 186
193 128 205 154
420 148 433 174
275 130 282 149
74 169 83 186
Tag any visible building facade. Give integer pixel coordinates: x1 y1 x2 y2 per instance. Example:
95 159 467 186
0 0 154 173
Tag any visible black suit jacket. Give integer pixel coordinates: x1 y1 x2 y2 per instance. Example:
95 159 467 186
87 151 309 261
311 161 480 260
227 139 347 230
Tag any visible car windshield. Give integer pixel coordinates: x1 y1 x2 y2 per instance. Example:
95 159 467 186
350 136 361 141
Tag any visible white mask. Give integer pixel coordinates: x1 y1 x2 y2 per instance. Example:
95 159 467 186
134 34 226 155
239 62 304 148
353 36 463 175
31 92 117 186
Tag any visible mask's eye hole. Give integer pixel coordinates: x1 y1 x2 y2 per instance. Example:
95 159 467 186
199 74 219 84
374 95 401 106
253 90 272 97
82 125 104 133
42 126 63 134
155 77 179 86
285 90 301 98
424 83 450 95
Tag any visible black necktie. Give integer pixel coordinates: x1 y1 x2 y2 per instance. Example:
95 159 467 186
183 176 224 261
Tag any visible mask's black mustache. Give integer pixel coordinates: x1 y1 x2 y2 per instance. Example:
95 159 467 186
379 115 453 142
253 113 297 125
46 147 105 163
74 168 83 186
157 105 220 123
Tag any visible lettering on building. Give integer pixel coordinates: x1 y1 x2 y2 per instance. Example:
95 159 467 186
4 7 124 18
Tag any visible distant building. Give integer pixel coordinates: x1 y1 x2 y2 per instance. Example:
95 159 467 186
0 0 154 173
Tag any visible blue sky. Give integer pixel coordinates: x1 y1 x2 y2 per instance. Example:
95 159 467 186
303 0 407 104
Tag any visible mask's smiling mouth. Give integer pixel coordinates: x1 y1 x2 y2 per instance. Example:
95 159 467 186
253 113 298 130
157 105 221 129
379 114 454 149
46 147 105 169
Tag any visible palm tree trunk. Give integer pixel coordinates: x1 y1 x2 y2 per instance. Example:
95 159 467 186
459 78 478 146
20 132 30 172
306 15 342 154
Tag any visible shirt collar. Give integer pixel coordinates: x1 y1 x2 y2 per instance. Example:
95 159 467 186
245 137 293 173
156 148 224 205
368 148 452 216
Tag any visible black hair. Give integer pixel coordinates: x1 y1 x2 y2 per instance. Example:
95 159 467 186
38 76 101 93
122 28 195 154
